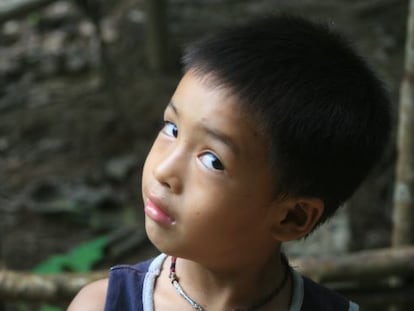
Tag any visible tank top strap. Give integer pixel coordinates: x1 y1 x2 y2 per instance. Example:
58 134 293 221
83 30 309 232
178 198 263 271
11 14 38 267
103 258 154 311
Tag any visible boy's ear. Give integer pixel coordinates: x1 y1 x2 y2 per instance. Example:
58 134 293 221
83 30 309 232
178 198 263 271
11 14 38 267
269 197 324 241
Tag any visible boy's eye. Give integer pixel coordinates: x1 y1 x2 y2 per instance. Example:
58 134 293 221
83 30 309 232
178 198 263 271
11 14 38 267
162 121 178 138
199 152 225 171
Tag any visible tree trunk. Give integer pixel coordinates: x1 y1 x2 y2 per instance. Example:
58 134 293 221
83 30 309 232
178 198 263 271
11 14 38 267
391 5 414 311
392 0 414 247
145 0 169 72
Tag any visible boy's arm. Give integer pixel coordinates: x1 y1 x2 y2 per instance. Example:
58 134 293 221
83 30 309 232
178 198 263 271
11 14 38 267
67 278 108 311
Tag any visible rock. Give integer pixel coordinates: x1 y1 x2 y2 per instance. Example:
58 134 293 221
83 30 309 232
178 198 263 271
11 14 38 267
127 9 145 24
63 183 120 210
37 0 80 31
26 82 53 107
41 29 66 54
27 179 122 214
0 54 24 81
101 17 118 44
36 138 66 153
36 54 63 78
0 137 10 152
78 20 95 37
1 20 20 46
64 45 89 74
0 75 30 111
104 155 137 182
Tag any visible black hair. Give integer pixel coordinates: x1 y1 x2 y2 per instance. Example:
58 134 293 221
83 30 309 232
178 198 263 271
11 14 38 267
182 14 391 226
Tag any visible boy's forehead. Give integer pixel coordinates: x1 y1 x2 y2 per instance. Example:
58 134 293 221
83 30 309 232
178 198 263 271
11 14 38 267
171 71 268 156
173 71 254 126
177 71 234 101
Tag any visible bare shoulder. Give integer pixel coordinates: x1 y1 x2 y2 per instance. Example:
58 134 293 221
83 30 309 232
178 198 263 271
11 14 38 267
67 278 109 311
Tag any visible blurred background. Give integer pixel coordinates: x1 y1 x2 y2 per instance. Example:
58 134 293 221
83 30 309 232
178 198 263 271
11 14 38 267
0 0 410 310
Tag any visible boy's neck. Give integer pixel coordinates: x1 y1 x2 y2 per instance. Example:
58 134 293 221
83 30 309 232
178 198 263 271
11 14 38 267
162 251 291 310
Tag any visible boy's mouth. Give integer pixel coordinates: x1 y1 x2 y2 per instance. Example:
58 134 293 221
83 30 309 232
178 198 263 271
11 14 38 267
144 198 175 226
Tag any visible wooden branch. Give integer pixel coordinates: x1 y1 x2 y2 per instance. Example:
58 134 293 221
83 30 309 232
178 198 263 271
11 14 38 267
1 246 414 303
0 0 58 24
342 284 414 307
0 269 106 302
291 246 414 283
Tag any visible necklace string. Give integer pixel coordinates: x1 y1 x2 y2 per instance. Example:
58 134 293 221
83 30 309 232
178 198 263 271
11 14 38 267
168 256 290 311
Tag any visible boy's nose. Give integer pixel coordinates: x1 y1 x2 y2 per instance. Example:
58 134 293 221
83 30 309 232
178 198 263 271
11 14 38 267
152 151 183 194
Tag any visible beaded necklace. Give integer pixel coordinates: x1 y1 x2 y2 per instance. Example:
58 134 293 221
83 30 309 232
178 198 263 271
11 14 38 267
168 256 290 311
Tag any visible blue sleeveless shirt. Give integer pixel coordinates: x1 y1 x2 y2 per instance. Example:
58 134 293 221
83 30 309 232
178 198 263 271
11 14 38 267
103 254 359 311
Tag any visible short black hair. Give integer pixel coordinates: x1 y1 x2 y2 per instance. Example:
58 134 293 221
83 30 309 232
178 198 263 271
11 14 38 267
182 14 391 225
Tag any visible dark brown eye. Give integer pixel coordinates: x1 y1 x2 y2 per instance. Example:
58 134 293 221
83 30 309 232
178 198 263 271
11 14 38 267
162 121 178 138
199 152 225 171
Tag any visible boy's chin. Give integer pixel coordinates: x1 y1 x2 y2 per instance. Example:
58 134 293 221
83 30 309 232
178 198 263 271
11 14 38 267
145 219 177 255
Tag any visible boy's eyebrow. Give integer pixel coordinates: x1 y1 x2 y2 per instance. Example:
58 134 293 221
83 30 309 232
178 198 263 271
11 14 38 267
168 100 240 155
201 125 240 156
167 101 179 115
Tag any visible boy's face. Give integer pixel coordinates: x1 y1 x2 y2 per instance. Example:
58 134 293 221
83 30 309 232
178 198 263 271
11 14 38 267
142 71 280 268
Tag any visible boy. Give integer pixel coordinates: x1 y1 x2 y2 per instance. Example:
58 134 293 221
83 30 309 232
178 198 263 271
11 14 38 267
68 14 391 311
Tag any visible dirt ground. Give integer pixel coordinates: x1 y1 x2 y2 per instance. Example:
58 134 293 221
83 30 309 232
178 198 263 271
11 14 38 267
0 0 409 308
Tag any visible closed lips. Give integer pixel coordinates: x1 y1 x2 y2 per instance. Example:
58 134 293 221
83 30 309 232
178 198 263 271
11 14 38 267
144 198 175 225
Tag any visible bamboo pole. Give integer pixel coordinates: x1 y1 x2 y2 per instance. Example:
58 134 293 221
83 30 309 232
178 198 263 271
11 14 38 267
392 0 414 246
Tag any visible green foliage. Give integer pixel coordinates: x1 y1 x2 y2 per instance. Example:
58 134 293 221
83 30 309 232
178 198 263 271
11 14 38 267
27 12 41 25
32 236 109 311
33 236 108 274
38 306 62 311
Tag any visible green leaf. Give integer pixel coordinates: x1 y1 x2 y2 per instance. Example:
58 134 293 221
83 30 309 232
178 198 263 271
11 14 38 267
39 305 62 311
33 236 109 274
32 236 109 311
